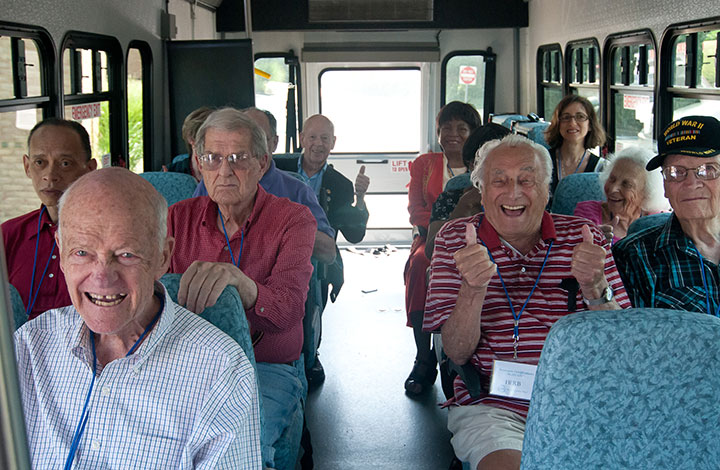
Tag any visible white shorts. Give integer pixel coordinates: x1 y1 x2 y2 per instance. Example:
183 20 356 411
447 403 526 469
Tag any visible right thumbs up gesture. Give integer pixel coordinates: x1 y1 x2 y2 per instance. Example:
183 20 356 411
453 222 497 290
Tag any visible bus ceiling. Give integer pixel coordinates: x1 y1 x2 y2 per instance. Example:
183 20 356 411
214 0 529 33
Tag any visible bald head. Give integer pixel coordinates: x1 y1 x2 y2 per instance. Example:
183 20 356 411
58 168 169 251
300 114 336 172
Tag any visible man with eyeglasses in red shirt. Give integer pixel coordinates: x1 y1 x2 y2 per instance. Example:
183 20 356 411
614 115 720 314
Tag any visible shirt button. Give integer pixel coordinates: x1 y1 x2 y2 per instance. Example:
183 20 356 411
520 267 526 273
260 307 265 313
48 273 54 278
224 246 229 251
91 439 101 451
52 255 57 259
101 386 111 397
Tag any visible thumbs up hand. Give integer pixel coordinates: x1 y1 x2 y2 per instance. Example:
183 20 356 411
453 222 497 290
571 224 609 299
355 165 370 197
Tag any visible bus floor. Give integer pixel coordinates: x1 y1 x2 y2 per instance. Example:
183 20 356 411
305 246 456 470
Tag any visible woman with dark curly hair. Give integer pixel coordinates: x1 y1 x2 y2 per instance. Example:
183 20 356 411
544 95 607 205
404 101 481 395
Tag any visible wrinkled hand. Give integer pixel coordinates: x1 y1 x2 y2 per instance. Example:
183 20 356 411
355 165 370 197
454 223 497 290
571 224 608 297
450 187 483 219
178 261 242 314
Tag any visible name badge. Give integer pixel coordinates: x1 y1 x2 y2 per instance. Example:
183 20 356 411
489 359 537 401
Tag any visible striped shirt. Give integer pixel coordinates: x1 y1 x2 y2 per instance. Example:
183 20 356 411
424 212 631 416
15 285 263 469
613 213 718 314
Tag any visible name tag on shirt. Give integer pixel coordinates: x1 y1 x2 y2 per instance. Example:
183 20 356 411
489 359 537 401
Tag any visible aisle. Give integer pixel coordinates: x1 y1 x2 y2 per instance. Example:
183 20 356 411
305 247 455 470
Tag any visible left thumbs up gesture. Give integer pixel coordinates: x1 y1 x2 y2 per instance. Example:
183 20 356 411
571 224 608 297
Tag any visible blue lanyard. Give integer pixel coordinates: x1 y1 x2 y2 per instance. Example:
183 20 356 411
26 206 57 316
481 238 554 359
218 209 244 267
64 306 163 470
557 149 587 181
692 247 720 317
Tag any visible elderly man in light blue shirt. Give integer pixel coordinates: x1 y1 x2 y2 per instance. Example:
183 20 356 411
14 168 262 469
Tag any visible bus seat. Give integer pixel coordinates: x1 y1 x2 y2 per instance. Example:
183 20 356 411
140 171 197 207
9 284 26 330
521 308 720 469
160 273 305 470
489 113 530 130
273 152 302 162
550 173 605 215
627 212 672 236
513 121 550 149
444 173 472 192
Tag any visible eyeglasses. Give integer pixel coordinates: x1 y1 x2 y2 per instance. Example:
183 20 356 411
199 153 253 171
559 113 589 123
661 163 720 182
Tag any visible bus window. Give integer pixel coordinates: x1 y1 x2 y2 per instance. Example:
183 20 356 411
662 22 720 122
566 40 600 113
0 25 54 224
61 32 123 168
441 50 495 120
319 67 421 153
126 42 152 173
255 53 302 153
537 44 563 119
605 31 656 152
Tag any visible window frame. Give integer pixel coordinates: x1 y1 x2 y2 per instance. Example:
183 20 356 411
565 38 601 108
536 43 563 119
0 21 57 116
602 29 657 152
254 50 303 153
658 16 720 130
440 48 497 123
60 30 124 165
126 40 153 172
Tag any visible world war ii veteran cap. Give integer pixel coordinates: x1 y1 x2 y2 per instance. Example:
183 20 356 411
646 115 720 170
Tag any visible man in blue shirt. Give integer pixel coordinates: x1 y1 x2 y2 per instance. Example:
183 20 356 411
193 108 336 263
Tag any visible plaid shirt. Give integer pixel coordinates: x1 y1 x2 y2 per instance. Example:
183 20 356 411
15 285 263 469
613 214 719 314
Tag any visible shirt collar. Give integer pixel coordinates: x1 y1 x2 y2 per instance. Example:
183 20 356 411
26 205 57 241
66 282 176 372
199 186 268 240
654 212 697 253
478 211 556 251
298 155 328 181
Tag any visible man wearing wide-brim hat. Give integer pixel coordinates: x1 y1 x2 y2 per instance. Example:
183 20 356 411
613 115 720 313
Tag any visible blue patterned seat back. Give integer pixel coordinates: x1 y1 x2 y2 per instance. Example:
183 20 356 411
140 172 197 207
444 173 472 192
514 121 550 149
521 308 720 469
550 172 605 215
627 212 672 236
160 273 256 366
489 114 530 130
9 284 26 330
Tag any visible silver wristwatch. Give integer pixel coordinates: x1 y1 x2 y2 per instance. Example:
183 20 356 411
583 285 614 306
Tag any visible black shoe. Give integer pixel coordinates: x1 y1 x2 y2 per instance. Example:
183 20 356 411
404 358 438 395
306 356 326 388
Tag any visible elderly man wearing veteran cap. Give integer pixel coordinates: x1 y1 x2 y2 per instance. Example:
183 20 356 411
613 115 720 313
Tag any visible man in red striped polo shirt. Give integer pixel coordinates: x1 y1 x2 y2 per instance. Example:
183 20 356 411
424 134 631 470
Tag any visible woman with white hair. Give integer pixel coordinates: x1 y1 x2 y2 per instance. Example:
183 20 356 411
573 146 669 243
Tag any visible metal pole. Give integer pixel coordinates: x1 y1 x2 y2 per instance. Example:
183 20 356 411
243 0 252 39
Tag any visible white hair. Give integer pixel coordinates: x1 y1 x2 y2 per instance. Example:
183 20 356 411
599 146 669 213
470 134 553 192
